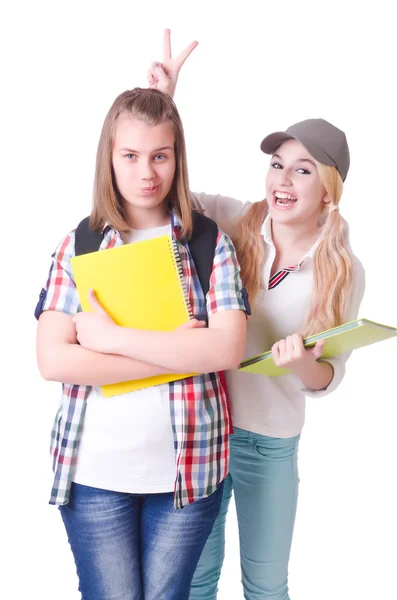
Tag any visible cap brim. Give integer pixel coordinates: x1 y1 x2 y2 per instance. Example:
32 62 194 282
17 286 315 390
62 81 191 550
260 131 295 154
260 131 337 170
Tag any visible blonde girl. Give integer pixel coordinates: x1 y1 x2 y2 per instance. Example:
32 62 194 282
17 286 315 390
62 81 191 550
147 31 365 600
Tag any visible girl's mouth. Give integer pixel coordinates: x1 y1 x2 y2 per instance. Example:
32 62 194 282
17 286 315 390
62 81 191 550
273 191 297 208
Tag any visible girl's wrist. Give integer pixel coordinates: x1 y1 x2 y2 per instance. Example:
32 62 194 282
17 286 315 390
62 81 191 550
109 324 129 356
291 358 334 391
290 354 321 379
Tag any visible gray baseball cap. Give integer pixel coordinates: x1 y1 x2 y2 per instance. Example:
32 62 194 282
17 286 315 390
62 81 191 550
260 118 350 181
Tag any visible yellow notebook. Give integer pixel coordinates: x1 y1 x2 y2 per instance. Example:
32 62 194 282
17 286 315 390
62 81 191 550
239 318 397 376
70 235 195 396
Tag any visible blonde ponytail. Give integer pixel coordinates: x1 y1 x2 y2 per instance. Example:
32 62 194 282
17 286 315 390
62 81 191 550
302 164 354 336
233 200 269 303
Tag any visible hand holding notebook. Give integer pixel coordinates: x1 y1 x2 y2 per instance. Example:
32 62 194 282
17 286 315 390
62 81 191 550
72 288 124 354
71 235 196 396
239 319 397 376
73 288 206 356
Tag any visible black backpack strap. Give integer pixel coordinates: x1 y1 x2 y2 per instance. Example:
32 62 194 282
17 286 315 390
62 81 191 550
74 212 218 297
74 216 105 256
188 211 218 298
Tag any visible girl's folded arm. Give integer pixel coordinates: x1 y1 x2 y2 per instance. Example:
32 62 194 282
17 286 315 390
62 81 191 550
107 230 248 372
109 309 247 373
37 310 172 385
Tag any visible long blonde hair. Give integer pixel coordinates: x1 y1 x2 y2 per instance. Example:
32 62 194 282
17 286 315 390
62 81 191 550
233 163 354 336
90 88 192 238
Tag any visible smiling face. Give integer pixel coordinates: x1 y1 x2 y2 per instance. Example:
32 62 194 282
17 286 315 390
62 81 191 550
112 114 176 219
266 139 330 226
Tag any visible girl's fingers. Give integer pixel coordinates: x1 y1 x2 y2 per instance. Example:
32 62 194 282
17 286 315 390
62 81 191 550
163 28 198 67
146 68 156 86
163 28 172 61
271 341 280 363
152 64 170 88
285 336 294 358
175 40 199 68
278 339 286 358
88 289 107 315
310 339 325 360
176 319 206 331
291 333 303 351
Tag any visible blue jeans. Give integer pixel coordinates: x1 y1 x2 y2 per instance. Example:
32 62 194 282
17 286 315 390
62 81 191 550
59 481 224 600
189 427 300 600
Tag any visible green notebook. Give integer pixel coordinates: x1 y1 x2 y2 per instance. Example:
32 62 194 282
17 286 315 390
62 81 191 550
238 318 397 376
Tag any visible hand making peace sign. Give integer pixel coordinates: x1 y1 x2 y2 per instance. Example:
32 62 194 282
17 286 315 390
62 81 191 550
147 28 198 98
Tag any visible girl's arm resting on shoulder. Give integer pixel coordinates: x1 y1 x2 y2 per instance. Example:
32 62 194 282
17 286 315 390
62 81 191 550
36 310 173 385
107 309 246 373
191 192 250 238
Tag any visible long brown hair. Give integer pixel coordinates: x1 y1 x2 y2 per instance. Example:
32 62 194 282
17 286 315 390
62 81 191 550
233 163 354 336
90 88 192 238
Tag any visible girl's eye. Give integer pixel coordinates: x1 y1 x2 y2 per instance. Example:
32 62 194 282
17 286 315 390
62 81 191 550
271 162 282 169
296 168 311 175
154 154 166 160
125 153 136 159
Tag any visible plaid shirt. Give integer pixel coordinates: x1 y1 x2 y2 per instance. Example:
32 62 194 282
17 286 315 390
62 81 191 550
37 212 247 508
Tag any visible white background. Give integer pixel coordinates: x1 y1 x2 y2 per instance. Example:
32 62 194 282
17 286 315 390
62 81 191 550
2 1 397 598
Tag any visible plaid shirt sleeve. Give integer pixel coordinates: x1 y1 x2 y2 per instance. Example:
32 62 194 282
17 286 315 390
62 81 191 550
35 230 80 319
206 230 250 318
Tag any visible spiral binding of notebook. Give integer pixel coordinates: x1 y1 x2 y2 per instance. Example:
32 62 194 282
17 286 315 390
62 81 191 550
169 238 193 321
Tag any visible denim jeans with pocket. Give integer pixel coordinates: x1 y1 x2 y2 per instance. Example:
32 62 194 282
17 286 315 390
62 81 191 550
59 481 224 600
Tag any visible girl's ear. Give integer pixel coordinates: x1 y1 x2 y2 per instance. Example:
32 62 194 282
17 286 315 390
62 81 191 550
322 191 331 205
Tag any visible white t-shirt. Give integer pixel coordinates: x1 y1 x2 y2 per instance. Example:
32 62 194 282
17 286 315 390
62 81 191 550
73 223 177 493
192 192 365 438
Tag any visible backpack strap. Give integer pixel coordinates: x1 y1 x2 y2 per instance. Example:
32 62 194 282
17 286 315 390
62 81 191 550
74 216 104 256
188 211 218 298
74 212 219 297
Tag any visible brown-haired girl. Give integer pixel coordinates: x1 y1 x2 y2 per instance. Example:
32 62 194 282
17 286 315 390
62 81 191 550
36 86 247 599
